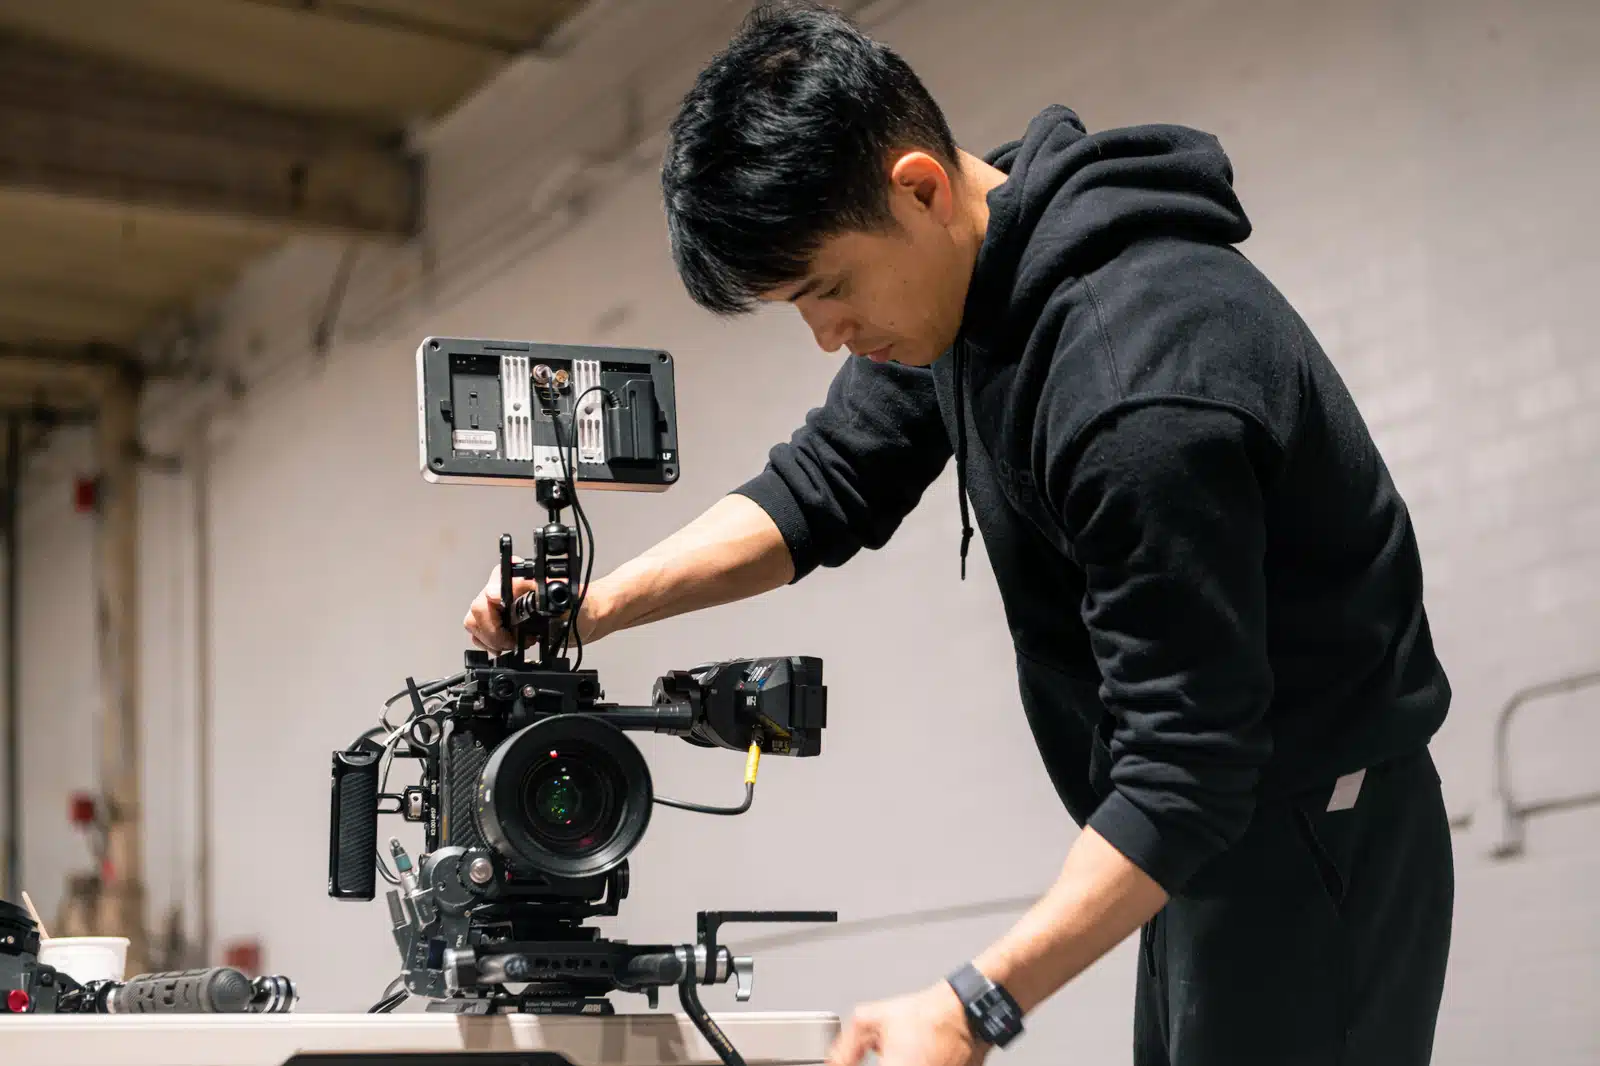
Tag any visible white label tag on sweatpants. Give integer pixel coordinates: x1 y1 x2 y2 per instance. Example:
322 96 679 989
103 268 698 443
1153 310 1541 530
1326 769 1367 812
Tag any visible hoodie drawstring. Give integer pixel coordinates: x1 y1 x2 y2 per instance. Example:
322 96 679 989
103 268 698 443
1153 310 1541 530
953 343 973 580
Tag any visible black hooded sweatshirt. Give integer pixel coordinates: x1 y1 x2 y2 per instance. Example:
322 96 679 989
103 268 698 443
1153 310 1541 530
732 106 1451 895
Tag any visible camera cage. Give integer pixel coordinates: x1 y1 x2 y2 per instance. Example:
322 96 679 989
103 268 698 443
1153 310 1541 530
329 339 835 1057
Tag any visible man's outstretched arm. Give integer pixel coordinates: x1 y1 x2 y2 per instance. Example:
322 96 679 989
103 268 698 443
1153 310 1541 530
971 826 1169 1013
466 356 952 651
465 489 794 652
826 829 1167 1066
585 492 797 639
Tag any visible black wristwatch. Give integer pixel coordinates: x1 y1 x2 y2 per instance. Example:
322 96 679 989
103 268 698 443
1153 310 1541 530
946 962 1024 1049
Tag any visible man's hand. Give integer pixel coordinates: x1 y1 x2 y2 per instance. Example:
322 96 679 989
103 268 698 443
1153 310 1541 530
461 495 792 654
827 982 984 1066
461 560 606 653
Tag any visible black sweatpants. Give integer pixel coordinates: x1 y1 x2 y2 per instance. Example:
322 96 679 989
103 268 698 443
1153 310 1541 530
1133 747 1454 1066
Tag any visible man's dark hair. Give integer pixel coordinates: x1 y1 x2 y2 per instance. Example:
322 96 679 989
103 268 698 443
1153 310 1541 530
661 1 959 314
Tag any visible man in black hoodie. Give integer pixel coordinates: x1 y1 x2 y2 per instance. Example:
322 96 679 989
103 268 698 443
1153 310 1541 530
464 4 1455 1064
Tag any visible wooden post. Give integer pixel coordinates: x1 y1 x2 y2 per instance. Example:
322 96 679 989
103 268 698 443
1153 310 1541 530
3 417 19 901
93 366 148 975
192 426 214 965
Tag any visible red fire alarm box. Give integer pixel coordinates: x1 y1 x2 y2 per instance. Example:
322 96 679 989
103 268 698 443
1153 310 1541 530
68 792 96 827
74 477 98 514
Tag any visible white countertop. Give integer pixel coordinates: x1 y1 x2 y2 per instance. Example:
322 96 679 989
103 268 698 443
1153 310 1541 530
0 1009 842 1066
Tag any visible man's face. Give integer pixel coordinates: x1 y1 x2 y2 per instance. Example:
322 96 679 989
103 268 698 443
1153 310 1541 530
759 153 976 368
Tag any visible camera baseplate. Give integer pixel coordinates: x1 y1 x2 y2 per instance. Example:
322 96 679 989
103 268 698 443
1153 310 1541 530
385 835 833 1066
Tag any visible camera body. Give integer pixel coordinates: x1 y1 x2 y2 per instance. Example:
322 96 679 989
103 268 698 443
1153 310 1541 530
438 653 826 892
327 646 829 1014
330 653 827 906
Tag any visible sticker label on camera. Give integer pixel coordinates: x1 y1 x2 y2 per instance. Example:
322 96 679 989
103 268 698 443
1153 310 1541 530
454 429 498 452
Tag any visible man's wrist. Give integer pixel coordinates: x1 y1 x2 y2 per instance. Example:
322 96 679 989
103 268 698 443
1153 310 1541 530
946 961 1025 1049
968 947 1035 1014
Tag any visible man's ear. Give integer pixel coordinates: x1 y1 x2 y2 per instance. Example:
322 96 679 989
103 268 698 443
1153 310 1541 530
889 151 955 224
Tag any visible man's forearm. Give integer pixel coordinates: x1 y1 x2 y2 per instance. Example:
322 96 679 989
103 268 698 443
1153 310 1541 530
971 827 1170 1015
587 493 795 639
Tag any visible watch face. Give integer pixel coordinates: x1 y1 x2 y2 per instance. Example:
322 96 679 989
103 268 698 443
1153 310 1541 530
948 965 1023 1048
973 990 1023 1046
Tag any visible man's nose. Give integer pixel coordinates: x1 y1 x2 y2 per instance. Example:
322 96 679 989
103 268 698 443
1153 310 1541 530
806 313 850 354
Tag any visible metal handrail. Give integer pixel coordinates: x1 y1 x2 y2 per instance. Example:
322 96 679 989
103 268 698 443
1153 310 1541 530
1486 667 1600 858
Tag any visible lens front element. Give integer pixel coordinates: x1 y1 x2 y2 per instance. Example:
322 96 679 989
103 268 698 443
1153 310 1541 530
478 713 652 880
522 748 616 850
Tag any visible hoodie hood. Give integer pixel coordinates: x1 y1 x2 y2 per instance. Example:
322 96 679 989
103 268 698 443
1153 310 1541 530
961 106 1252 358
950 106 1253 577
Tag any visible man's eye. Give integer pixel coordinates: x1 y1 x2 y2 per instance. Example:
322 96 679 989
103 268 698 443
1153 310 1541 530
822 281 844 298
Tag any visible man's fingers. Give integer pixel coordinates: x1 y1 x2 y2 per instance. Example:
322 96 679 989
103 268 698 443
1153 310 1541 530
462 570 563 653
826 1011 880 1066
464 595 511 652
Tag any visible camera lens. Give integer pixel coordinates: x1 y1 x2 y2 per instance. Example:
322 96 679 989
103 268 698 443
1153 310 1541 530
477 713 652 881
521 751 614 848
536 772 577 821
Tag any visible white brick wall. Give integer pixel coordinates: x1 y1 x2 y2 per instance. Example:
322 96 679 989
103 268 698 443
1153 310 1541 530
5 0 1597 1062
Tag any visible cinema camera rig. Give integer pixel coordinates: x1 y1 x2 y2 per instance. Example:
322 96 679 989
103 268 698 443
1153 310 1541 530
328 339 835 1060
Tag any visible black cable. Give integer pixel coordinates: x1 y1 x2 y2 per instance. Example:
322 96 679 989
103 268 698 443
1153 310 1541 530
559 389 603 666
372 735 415 886
347 725 388 752
368 989 408 1013
367 975 408 1013
655 782 755 816
552 385 612 670
555 411 586 666
549 406 578 663
656 741 761 816
568 480 597 670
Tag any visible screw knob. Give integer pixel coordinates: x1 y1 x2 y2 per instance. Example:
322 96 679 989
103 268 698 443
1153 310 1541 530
468 857 494 885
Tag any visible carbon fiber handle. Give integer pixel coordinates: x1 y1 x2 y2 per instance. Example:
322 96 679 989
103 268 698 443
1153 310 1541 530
328 747 381 900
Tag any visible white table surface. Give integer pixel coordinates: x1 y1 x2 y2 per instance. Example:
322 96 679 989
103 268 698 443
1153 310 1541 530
0 1009 842 1066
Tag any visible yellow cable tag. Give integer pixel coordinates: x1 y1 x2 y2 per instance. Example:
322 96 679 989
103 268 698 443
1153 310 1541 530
744 742 762 785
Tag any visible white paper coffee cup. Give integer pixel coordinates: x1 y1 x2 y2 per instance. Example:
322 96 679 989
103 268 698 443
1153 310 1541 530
38 936 130 984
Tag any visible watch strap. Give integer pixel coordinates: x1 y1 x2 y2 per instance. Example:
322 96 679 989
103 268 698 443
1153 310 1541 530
946 962 1024 1048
